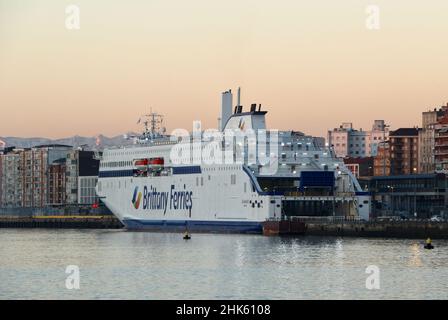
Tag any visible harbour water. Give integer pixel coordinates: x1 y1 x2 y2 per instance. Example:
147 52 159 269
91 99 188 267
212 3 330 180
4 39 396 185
0 229 447 300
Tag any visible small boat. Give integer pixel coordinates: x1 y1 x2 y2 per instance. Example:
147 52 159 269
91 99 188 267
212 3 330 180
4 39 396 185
424 238 434 249
183 232 191 240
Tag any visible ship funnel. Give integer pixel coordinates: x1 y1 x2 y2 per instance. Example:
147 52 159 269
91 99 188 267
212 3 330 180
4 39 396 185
237 87 241 107
220 89 233 131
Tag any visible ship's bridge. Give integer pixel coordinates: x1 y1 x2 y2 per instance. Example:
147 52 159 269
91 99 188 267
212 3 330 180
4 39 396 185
223 110 267 131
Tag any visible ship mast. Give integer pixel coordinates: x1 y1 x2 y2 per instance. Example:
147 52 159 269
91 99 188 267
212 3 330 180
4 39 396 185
137 108 166 142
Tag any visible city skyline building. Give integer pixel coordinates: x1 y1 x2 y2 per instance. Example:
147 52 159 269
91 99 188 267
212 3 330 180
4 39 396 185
327 120 388 158
389 128 419 176
0 146 99 209
0 151 23 207
434 114 448 173
373 141 391 176
418 104 448 173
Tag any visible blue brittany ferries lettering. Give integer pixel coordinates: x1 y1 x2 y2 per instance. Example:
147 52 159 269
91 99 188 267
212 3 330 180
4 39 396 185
96 87 371 233
140 185 193 216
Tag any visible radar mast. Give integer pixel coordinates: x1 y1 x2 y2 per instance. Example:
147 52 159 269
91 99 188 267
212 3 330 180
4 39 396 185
136 108 166 143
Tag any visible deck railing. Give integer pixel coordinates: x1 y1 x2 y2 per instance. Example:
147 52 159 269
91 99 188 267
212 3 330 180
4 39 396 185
267 216 364 223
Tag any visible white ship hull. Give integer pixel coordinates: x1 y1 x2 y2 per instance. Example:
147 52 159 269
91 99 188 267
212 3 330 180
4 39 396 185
98 164 280 233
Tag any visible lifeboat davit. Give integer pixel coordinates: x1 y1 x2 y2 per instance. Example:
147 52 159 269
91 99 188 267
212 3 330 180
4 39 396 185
134 158 164 171
134 158 149 171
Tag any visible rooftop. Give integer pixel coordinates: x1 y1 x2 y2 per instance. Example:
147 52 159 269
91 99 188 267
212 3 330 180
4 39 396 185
343 157 374 164
389 128 419 137
33 144 73 149
369 173 445 181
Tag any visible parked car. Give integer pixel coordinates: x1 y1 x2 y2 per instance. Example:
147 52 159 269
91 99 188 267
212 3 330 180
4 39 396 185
375 216 393 222
430 215 442 222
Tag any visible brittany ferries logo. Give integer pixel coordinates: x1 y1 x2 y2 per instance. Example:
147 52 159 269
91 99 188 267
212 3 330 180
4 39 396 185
132 186 142 209
131 184 193 216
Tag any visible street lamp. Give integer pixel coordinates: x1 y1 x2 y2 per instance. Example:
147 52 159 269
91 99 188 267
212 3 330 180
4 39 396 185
387 185 395 216
382 124 390 176
413 167 417 218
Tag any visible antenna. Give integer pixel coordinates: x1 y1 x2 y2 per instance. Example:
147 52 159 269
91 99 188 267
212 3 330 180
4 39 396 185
137 108 165 142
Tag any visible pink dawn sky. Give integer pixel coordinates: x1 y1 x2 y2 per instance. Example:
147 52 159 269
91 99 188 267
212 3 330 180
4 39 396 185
1 0 448 139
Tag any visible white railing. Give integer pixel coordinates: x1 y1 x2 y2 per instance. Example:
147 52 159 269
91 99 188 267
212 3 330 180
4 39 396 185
267 216 364 223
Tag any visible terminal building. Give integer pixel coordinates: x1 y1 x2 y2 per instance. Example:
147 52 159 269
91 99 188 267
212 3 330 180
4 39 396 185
360 174 448 219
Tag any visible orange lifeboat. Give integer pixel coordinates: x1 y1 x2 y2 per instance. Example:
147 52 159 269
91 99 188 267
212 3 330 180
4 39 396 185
148 157 164 166
134 158 149 171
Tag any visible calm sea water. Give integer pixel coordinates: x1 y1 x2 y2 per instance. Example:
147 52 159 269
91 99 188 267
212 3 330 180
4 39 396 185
0 229 447 299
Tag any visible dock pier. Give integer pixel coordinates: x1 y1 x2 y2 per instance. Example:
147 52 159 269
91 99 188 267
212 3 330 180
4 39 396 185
0 216 123 229
262 218 307 236
1 215 448 239
286 216 448 239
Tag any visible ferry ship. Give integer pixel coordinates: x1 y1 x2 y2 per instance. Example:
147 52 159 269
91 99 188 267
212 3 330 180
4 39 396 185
96 88 371 233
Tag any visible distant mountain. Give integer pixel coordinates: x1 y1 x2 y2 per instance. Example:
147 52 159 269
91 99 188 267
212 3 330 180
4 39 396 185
0 133 138 151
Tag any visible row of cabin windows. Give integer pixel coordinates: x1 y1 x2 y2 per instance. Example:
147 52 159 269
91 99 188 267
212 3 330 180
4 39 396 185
196 174 238 187
106 143 233 158
101 161 133 168
107 140 313 158
107 147 173 157
203 166 241 171
107 144 308 160
101 161 242 170
98 179 131 190
100 162 242 171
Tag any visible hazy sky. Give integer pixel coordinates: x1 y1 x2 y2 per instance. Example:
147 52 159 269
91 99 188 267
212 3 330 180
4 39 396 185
1 0 448 138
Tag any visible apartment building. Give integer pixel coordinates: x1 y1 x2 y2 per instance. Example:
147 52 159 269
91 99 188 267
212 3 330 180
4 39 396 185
373 142 391 176
434 115 448 173
328 120 388 158
0 151 23 207
66 150 100 205
418 104 448 173
19 145 72 207
389 128 419 175
0 145 89 208
47 160 66 205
